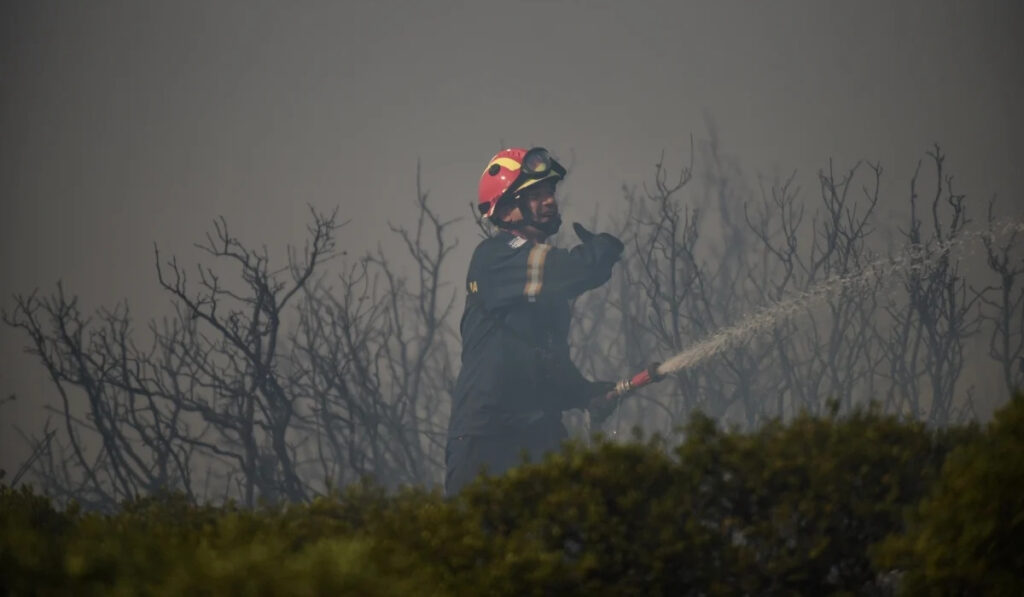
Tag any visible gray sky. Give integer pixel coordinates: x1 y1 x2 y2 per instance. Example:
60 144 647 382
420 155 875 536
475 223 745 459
2 0 1022 472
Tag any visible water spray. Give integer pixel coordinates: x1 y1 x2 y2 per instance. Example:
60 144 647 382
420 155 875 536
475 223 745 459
595 217 1024 409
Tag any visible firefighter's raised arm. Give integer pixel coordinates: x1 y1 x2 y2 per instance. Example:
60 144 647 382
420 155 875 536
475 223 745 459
472 227 623 310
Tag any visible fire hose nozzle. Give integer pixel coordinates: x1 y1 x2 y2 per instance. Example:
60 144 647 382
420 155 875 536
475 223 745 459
590 363 665 425
604 362 665 401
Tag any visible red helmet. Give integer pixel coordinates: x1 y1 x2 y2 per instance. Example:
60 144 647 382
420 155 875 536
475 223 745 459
477 147 566 218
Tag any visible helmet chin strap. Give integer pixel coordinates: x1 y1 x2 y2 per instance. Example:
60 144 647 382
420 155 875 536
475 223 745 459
492 194 562 237
494 218 527 231
497 196 561 236
533 213 562 236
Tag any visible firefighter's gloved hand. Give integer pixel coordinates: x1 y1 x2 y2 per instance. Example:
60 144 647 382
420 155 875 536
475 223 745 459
572 223 624 261
572 222 596 242
585 381 620 425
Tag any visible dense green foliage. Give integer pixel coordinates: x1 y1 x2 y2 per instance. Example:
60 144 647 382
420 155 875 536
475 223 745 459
4 398 1020 596
875 394 1024 596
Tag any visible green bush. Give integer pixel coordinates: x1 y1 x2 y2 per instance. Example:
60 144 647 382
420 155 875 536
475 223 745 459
875 394 1024 596
426 408 962 595
674 408 968 595
61 489 449 596
3 400 1018 596
0 484 77 595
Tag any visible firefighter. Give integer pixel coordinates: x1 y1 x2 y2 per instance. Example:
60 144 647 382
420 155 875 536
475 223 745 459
445 146 624 496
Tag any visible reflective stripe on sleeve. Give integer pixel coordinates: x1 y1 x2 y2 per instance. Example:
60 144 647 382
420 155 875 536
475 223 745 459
523 244 550 302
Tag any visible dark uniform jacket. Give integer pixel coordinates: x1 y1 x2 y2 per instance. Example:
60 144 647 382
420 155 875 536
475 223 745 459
447 229 623 438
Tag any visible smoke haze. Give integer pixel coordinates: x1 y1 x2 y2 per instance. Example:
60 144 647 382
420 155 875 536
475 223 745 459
2 0 1022 476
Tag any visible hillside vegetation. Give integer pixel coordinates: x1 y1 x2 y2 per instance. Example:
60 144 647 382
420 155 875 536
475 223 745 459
3 395 1021 596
